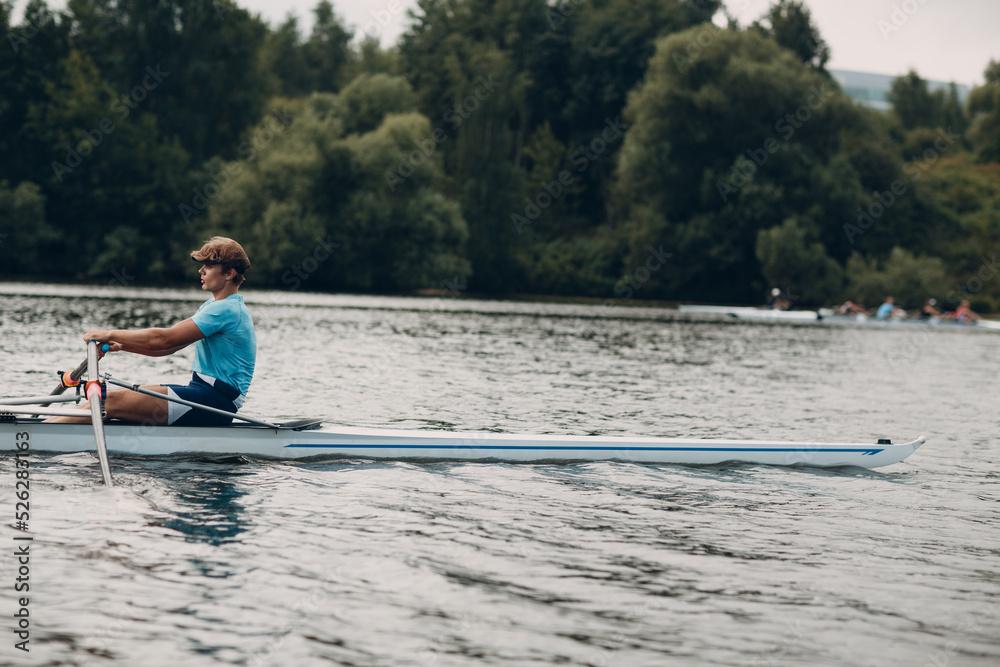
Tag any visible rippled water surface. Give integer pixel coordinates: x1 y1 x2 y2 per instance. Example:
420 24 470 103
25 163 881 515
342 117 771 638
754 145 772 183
1 285 998 666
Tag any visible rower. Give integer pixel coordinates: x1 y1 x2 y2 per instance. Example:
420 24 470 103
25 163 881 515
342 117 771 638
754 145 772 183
954 299 981 323
875 296 901 320
919 298 941 321
46 237 256 426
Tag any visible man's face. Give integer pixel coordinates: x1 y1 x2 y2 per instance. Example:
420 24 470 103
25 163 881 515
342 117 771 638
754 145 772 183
199 263 230 291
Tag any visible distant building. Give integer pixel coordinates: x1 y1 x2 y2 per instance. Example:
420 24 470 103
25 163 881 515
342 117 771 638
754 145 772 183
830 69 970 111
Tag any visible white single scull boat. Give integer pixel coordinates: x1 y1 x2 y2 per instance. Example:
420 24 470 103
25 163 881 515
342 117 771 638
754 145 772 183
0 418 925 468
678 305 819 321
0 349 925 472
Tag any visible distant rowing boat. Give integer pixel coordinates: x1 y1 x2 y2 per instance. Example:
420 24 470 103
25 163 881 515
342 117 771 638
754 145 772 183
816 311 1000 331
0 418 925 468
678 305 819 321
679 305 1000 330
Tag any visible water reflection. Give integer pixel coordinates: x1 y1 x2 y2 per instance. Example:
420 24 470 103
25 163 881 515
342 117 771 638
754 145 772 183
143 460 253 546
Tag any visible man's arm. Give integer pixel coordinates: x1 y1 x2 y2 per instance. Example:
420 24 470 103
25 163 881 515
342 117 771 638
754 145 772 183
83 319 205 357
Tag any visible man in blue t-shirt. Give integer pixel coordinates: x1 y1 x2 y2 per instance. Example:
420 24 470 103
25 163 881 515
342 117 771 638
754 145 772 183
47 237 257 426
875 296 899 320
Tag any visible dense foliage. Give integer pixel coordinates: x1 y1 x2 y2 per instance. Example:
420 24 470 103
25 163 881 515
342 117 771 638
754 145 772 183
1 0 997 311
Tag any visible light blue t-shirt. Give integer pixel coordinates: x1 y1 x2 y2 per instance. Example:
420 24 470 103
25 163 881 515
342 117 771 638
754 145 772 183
190 295 256 395
875 302 894 320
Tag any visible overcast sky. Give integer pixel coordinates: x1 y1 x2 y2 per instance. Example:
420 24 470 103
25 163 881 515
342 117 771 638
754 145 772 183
11 0 999 86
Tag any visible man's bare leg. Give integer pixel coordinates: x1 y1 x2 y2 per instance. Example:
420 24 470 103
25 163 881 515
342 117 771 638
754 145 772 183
44 385 171 425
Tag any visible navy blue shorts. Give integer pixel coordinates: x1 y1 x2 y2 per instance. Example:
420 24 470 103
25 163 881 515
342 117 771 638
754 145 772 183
162 374 240 426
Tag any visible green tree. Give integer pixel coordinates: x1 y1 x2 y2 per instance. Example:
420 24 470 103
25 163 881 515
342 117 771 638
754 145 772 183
0 0 72 185
887 71 942 130
64 0 272 165
399 0 719 293
968 60 1000 162
752 0 829 69
446 47 530 292
202 93 469 292
917 156 1000 311
0 181 54 276
304 0 354 93
26 49 191 280
350 35 401 77
615 26 862 302
845 247 948 310
531 0 721 231
261 15 314 97
940 83 967 138
334 73 417 135
756 217 843 306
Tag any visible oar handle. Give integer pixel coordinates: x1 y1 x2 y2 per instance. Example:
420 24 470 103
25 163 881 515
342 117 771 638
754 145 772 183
46 344 110 397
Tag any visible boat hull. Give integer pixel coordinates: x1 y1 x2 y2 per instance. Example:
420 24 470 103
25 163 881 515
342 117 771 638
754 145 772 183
679 305 819 321
0 420 925 468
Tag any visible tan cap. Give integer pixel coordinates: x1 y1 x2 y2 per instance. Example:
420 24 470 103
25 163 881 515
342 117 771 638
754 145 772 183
191 237 251 276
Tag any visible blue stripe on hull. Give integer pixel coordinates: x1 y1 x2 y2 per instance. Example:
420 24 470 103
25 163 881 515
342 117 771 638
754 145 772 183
284 444 885 455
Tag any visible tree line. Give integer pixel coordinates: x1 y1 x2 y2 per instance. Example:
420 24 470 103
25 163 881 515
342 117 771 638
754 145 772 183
1 0 999 311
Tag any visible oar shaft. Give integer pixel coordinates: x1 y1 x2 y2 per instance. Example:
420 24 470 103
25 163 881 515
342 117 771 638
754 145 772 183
103 376 280 429
0 406 94 417
88 342 113 487
0 395 82 406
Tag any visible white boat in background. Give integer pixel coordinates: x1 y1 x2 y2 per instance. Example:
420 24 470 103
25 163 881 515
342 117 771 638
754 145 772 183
817 310 1000 332
0 418 925 469
678 305 819 321
681 305 1000 330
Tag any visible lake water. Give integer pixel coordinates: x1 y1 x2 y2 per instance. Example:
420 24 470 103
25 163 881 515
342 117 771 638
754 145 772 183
0 284 998 666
